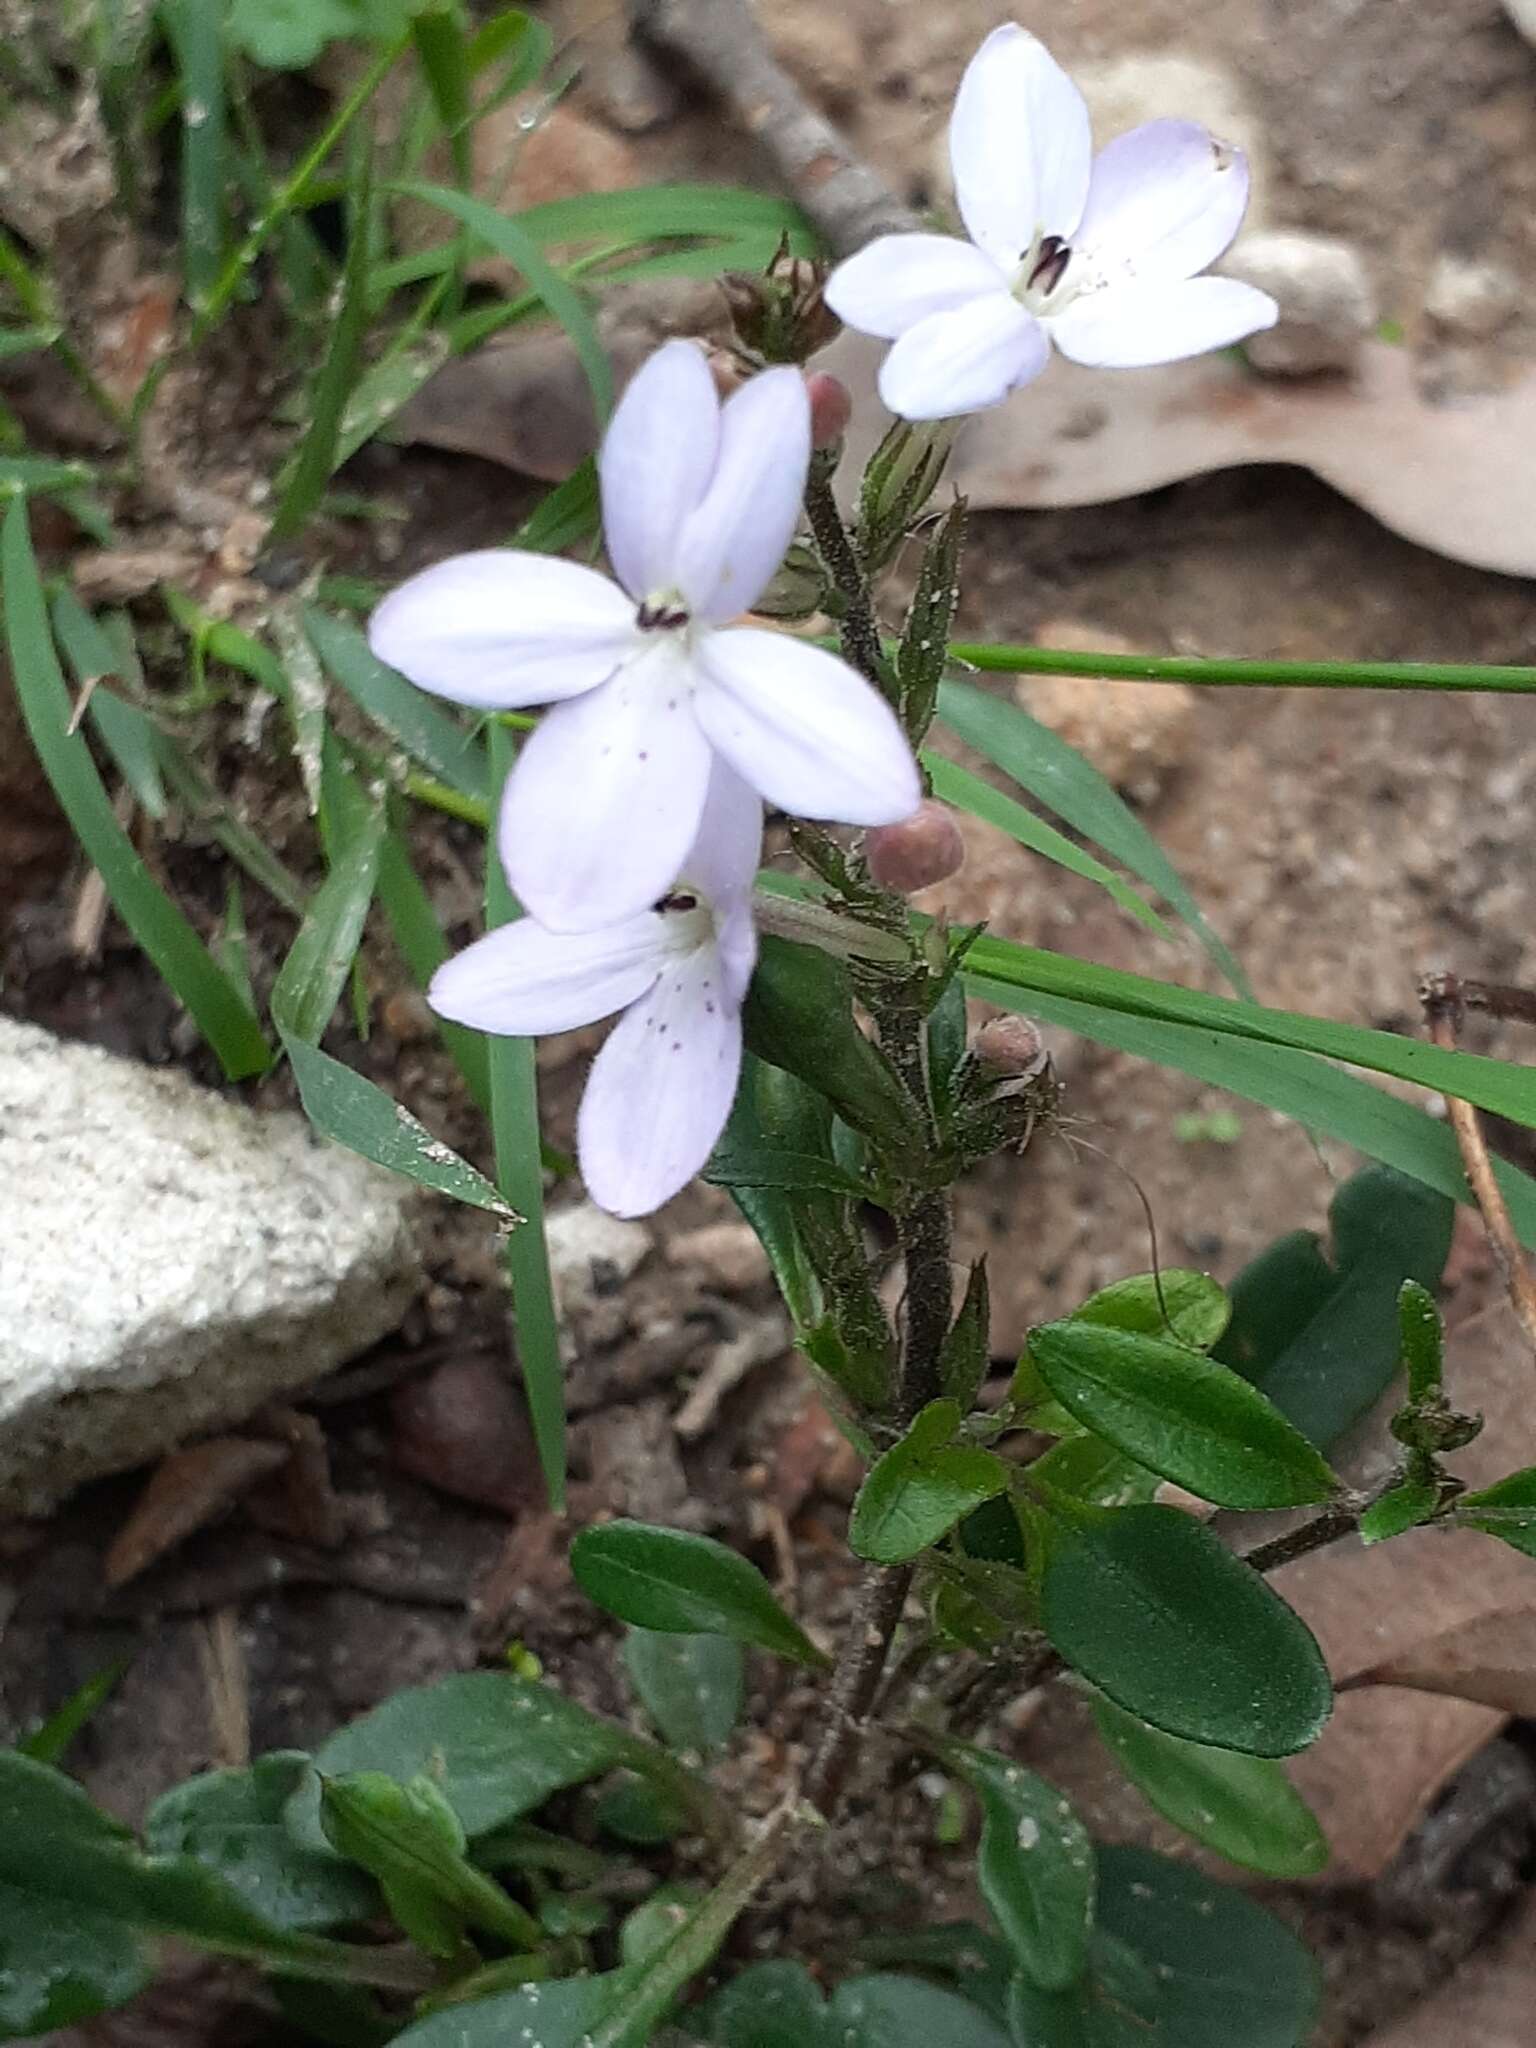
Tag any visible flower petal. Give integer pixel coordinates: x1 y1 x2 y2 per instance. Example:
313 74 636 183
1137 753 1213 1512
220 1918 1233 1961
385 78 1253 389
695 627 921 826
428 913 667 1037
578 948 742 1216
878 295 1049 421
1074 121 1251 289
500 645 713 931
950 24 1092 268
1049 274 1278 369
672 367 810 624
368 550 635 709
823 233 1007 340
679 756 763 910
599 339 720 603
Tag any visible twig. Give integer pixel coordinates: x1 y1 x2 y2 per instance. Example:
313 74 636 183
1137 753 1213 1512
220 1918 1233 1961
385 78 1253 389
803 1562 915 1817
1237 1496 1364 1576
1420 971 1536 1364
631 0 917 256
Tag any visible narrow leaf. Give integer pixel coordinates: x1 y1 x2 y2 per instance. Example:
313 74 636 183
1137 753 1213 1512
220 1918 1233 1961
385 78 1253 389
271 803 385 1044
571 1522 829 1668
304 605 489 803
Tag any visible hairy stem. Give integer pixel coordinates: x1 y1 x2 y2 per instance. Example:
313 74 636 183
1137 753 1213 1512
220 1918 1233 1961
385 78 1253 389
803 1561 915 1817
804 458 888 694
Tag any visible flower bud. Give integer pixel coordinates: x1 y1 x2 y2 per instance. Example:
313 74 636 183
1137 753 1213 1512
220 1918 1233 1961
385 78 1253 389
721 242 842 363
864 800 966 894
973 1015 1048 1078
805 371 852 449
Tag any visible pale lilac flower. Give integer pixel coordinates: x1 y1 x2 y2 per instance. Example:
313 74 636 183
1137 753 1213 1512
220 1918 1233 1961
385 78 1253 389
369 340 919 933
429 761 759 1219
824 23 1278 421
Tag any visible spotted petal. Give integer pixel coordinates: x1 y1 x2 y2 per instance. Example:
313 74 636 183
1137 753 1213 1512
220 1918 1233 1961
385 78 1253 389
878 294 1049 420
695 627 920 826
824 233 1007 340
428 914 668 1037
950 24 1092 269
368 551 635 709
599 339 720 603
1049 275 1277 369
578 945 742 1216
500 645 713 931
1075 121 1252 289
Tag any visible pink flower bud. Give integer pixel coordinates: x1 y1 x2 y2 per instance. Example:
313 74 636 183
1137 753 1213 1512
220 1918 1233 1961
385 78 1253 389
973 1015 1048 1077
805 371 852 449
864 800 965 893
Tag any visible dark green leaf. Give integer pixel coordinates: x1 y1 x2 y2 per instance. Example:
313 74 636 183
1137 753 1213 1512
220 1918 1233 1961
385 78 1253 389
1454 1468 1536 1556
1359 1475 1440 1545
1091 1699 1329 1877
1399 1279 1444 1404
705 1147 870 1197
702 1962 1012 2048
283 1034 514 1214
1030 1322 1337 1510
393 1969 641 2048
850 1399 1009 1564
271 1977 394 2048
1040 1506 1332 1756
595 1772 689 1847
571 1522 829 1668
1216 1166 1454 1447
297 1674 639 1842
945 1745 1093 1991
145 1755 378 1932
942 1260 991 1412
1028 1434 1159 1510
1072 1270 1229 1351
623 1630 744 1757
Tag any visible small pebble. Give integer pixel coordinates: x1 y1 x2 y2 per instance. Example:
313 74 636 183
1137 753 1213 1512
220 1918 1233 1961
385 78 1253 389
1221 230 1377 375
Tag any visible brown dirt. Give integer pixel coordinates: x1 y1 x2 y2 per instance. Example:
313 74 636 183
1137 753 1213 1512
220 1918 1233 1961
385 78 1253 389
5 2 1536 2043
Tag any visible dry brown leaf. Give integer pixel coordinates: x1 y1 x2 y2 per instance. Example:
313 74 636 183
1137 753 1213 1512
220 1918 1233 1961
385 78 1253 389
832 332 1536 578
104 1437 289 1589
1366 1888 1536 2048
1351 1606 1536 1718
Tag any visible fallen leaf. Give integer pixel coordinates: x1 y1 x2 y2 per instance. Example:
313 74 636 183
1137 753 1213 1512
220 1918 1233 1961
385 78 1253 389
1350 1607 1536 1718
104 1438 289 1589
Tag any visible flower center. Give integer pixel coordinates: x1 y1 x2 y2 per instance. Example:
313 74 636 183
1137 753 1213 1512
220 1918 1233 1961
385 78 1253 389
1011 232 1084 318
653 887 715 954
636 593 692 634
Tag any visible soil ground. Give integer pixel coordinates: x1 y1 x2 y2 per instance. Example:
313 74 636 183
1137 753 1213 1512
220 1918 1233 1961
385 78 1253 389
3 2 1536 2042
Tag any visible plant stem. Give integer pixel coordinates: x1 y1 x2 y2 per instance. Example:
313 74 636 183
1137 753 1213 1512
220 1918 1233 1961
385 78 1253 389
1237 1497 1364 1575
948 640 1536 696
803 1562 915 1818
804 458 888 693
0 228 130 436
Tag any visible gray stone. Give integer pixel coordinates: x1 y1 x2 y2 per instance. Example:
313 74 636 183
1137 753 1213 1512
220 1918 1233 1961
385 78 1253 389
1221 230 1377 375
1424 253 1520 340
1504 0 1536 44
0 1018 420 1514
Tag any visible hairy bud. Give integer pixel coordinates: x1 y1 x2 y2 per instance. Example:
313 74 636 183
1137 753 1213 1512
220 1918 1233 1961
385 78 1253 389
721 240 842 364
864 800 966 894
806 371 853 450
973 1015 1048 1078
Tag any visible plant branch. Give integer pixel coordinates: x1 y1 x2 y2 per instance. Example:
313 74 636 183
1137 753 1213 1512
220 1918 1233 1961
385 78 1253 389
803 1561 914 1817
1237 1495 1366 1575
630 0 916 256
1420 971 1536 1366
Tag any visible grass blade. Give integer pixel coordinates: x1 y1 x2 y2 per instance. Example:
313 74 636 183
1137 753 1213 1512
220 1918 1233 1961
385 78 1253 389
938 678 1250 997
158 0 228 306
511 457 599 554
303 605 489 803
270 798 385 1045
925 751 1172 945
965 970 1536 1249
392 180 613 421
2 500 269 1079
377 823 492 1113
485 724 565 1510
950 639 1536 698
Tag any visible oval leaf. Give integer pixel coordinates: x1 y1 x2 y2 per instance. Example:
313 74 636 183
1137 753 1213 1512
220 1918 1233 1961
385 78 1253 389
1072 1270 1230 1350
1091 1699 1329 1878
1030 1323 1338 1511
1040 1505 1332 1756
571 1521 829 1668
623 1629 744 1758
850 1400 1009 1564
945 1744 1094 1992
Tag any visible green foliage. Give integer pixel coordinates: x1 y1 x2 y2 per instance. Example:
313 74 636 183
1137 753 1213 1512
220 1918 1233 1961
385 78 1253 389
1040 1506 1332 1756
1069 1270 1230 1349
941 1260 992 1412
1454 1468 1536 1556
743 937 916 1159
1028 1321 1338 1511
850 1400 1009 1564
1215 1165 1454 1446
1398 1277 1444 1403
571 1522 829 1668
945 1745 1094 1992
623 1631 745 1759
1091 1700 1329 1877
704 1962 1011 2048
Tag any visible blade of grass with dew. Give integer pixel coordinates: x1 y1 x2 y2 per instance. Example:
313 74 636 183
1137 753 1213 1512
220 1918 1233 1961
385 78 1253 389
925 752 1172 945
965 970 1536 1249
949 640 1536 698
964 931 1536 1129
938 677 1250 996
333 329 450 468
270 795 385 1046
158 0 227 307
485 723 565 1509
466 7 553 117
216 877 257 1014
303 604 489 804
392 181 613 422
377 822 492 1114
1 501 269 1078
268 125 377 543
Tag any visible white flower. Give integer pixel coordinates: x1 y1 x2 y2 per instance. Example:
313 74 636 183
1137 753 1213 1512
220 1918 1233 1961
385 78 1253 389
369 340 920 933
824 23 1279 420
429 760 760 1219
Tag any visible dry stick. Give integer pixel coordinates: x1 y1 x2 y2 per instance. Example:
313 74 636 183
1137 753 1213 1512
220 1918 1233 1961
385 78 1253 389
630 0 917 256
1420 971 1536 1364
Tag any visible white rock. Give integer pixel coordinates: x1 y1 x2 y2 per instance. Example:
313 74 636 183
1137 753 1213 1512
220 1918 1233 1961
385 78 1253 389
0 1017 420 1515
545 1201 650 1315
1221 231 1377 375
1504 0 1536 43
1424 253 1520 339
